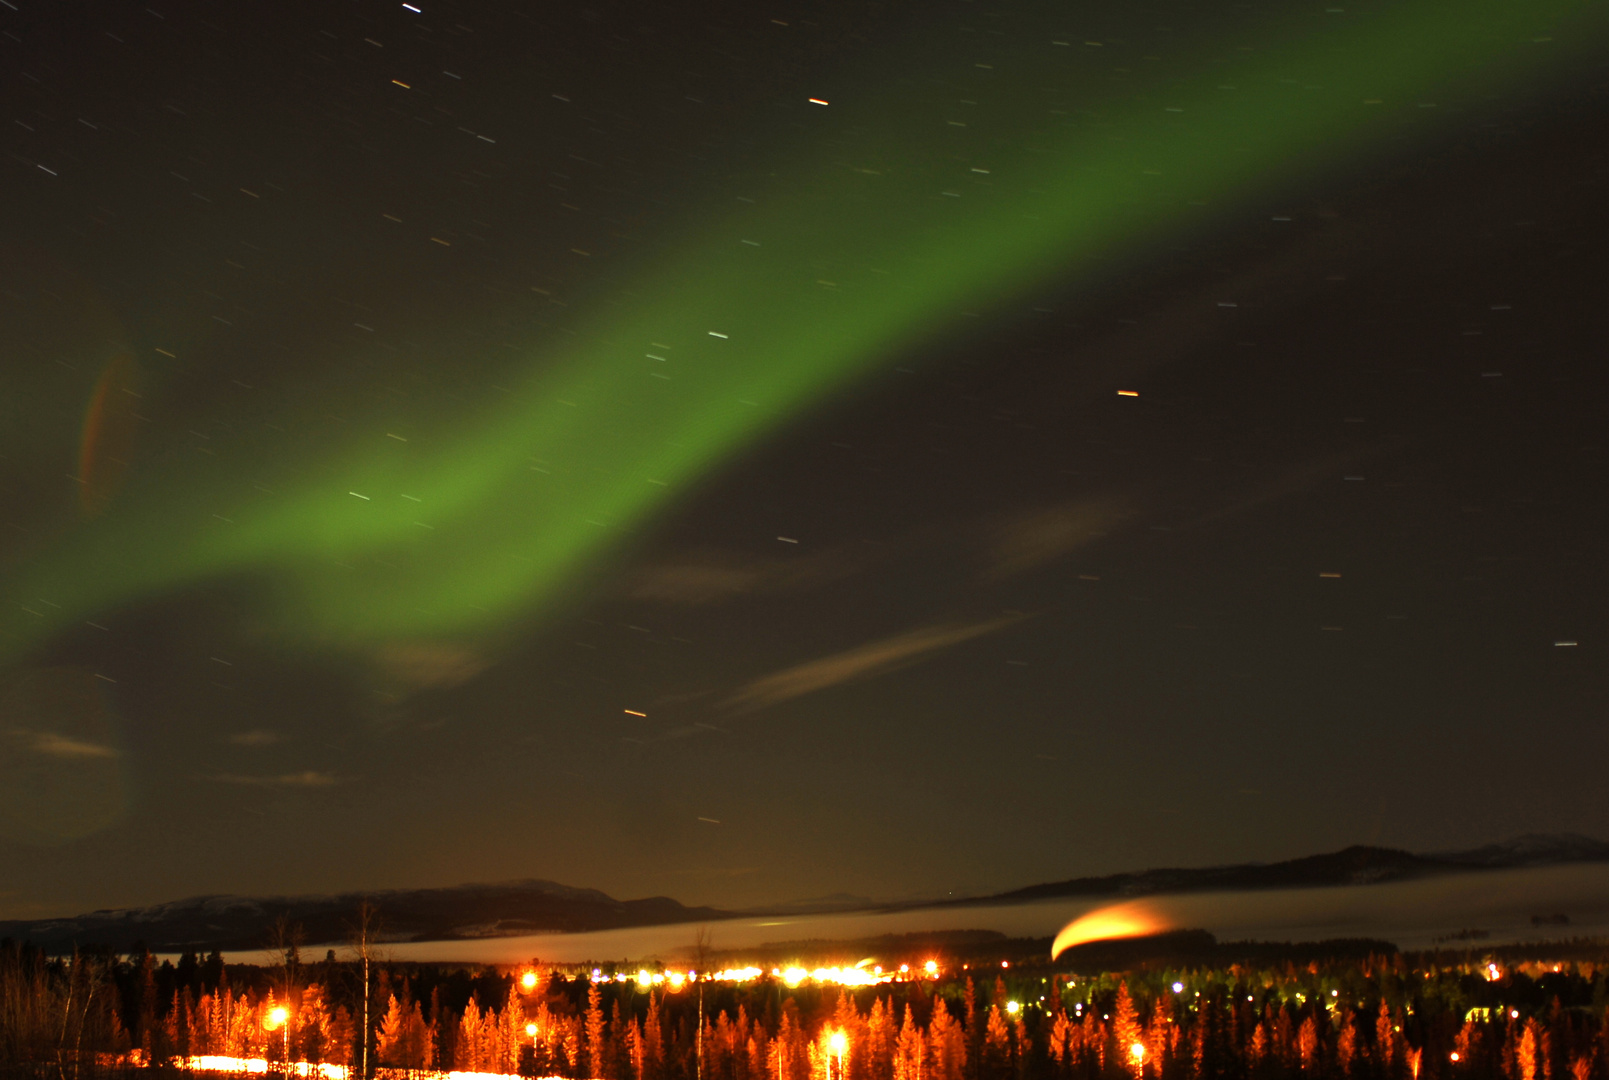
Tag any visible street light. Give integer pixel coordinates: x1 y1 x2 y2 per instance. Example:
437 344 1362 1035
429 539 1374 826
265 1006 291 1076
521 971 539 992
827 1030 848 1080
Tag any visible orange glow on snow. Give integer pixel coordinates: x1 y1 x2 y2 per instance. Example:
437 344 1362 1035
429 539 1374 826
176 1060 572 1080
181 1058 346 1079
1050 901 1169 959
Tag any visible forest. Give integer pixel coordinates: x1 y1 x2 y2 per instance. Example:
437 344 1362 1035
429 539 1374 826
5 935 1609 1080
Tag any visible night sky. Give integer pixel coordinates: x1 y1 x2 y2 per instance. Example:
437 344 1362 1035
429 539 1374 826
3 0 1608 921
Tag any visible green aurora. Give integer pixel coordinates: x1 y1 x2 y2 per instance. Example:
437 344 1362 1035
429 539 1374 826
4 0 1603 662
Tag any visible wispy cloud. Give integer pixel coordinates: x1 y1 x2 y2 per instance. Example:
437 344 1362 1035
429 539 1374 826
985 498 1127 579
229 729 280 747
208 770 341 787
23 732 119 759
627 545 872 605
725 614 1026 712
372 642 490 690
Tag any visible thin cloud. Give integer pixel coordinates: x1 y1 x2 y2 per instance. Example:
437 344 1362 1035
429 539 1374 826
229 729 280 747
25 732 120 759
208 770 341 787
627 545 873 605
725 614 1026 712
986 498 1128 579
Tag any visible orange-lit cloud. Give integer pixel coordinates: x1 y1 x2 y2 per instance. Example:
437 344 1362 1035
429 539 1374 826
207 770 341 788
725 614 1026 712
1050 900 1170 959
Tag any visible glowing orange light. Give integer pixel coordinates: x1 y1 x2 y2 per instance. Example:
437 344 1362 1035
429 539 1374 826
1050 901 1169 959
828 1031 848 1055
1117 390 1139 397
925 960 939 976
1450 1053 1461 1063
521 971 538 991
1130 1043 1146 1065
264 1007 289 1031
178 1057 346 1079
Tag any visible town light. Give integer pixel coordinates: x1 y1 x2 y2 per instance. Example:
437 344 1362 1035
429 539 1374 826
925 961 939 976
264 1007 289 1031
1006 1002 1020 1015
521 971 539 991
1130 1043 1147 1066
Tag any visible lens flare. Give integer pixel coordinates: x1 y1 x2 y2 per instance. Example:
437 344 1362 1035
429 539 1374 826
76 352 144 518
1050 901 1169 959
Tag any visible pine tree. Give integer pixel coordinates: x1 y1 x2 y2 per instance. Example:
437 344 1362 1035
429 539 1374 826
1337 1009 1358 1076
588 985 608 1080
895 1007 927 1080
867 998 894 1080
1048 1012 1073 1077
501 985 527 1076
1521 1022 1541 1080
644 993 666 1080
628 1019 646 1080
1377 1002 1398 1079
458 998 485 1072
983 1007 1011 1080
1112 984 1142 1075
377 995 406 1067
930 1000 966 1080
1298 1017 1318 1073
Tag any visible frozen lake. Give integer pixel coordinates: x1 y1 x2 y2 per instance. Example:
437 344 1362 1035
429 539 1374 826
337 862 1609 966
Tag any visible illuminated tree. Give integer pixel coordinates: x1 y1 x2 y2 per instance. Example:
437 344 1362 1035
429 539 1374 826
1336 1010 1358 1076
866 999 894 1080
1298 1017 1318 1073
773 1002 811 1080
644 993 666 1080
894 1007 927 1080
1520 1022 1540 1080
1112 984 1141 1074
982 1007 1011 1080
298 984 331 1065
929 1000 966 1080
1274 1008 1295 1071
458 998 485 1072
1377 1002 1399 1078
628 1018 647 1080
498 985 527 1076
376 995 404 1067
587 985 608 1080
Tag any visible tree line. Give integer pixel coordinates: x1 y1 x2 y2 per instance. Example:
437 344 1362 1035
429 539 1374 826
6 936 1609 1080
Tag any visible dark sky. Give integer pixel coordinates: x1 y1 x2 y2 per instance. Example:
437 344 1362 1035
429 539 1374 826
2 0 1607 920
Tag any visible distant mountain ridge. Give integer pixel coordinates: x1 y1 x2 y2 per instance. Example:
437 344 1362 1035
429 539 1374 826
0 878 730 954
968 832 1609 906
4 834 1606 955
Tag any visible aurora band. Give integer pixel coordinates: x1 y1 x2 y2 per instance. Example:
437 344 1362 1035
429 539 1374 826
3 0 1603 661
